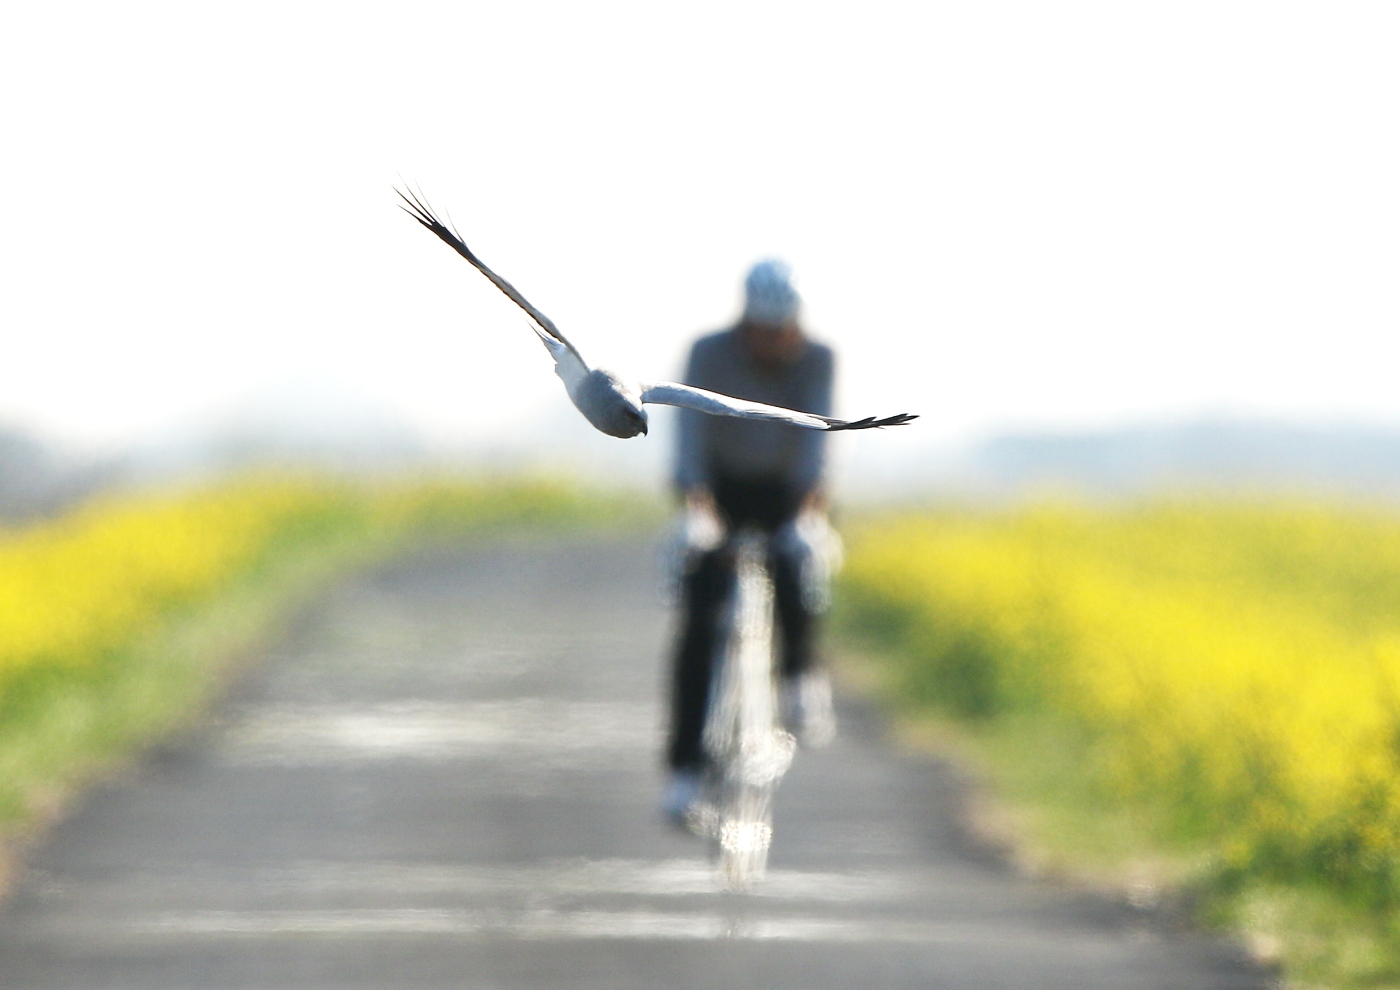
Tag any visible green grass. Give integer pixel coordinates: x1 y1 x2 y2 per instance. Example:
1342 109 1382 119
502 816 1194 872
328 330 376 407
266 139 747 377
833 643 1210 888
835 590 1400 989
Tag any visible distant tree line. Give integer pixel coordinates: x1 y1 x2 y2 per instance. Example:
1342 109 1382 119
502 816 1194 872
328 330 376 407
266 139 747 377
0 426 113 522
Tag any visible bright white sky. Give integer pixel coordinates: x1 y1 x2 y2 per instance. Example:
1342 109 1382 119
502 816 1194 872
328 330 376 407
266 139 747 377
1 1 1397 460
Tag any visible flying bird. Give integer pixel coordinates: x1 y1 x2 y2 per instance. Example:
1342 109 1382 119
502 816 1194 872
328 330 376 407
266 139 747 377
396 188 917 439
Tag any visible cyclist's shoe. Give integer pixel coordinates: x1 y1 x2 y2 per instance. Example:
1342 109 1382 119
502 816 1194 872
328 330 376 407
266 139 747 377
661 769 704 829
781 671 837 748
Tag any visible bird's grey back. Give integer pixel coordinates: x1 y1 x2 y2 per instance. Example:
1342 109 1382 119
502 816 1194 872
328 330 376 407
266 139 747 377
574 369 645 438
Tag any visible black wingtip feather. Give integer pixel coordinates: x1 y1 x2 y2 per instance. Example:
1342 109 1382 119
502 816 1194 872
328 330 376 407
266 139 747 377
393 184 587 363
824 413 919 432
393 185 485 269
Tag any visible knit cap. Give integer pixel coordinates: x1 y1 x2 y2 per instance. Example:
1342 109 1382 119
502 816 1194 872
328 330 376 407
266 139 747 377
742 259 800 325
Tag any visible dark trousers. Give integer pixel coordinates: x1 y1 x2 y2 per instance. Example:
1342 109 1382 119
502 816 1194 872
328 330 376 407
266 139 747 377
666 477 817 770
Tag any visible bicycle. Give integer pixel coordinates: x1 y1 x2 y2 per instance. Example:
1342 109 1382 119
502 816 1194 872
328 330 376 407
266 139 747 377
692 527 798 888
666 506 840 884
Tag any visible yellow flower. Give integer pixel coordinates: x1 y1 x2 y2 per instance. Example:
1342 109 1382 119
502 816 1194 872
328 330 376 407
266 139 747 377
843 500 1400 893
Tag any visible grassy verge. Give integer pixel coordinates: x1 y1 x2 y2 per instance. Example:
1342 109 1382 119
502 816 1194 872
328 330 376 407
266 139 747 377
0 473 650 892
835 500 1400 989
840 644 1400 988
833 645 1211 894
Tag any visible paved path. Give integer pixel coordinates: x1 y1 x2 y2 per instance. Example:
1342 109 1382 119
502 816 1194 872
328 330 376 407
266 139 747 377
0 537 1271 989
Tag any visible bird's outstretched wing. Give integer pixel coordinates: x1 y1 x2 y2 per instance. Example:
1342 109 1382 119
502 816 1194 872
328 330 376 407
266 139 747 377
395 187 587 367
640 382 917 432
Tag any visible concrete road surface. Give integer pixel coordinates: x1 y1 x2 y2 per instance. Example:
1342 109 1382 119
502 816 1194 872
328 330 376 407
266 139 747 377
0 536 1272 989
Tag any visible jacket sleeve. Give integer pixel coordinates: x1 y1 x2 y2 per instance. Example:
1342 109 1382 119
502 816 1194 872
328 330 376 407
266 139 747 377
672 342 711 493
790 345 834 496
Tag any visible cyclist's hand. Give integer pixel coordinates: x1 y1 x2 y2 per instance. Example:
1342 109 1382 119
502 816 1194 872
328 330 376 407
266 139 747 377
799 488 828 515
685 487 717 515
682 487 725 552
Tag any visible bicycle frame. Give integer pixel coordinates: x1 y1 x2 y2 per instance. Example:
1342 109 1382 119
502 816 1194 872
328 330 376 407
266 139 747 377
699 527 797 889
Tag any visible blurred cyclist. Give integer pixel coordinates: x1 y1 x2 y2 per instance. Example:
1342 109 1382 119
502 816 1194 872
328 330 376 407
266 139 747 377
663 259 839 824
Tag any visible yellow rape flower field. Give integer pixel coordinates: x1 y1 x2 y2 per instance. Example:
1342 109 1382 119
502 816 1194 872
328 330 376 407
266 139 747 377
840 501 1400 988
0 473 630 888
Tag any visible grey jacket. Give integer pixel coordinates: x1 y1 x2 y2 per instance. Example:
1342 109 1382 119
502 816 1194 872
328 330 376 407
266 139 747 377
673 327 834 496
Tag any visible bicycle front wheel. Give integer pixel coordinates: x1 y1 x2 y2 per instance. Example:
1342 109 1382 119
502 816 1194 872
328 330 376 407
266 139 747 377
702 530 795 889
